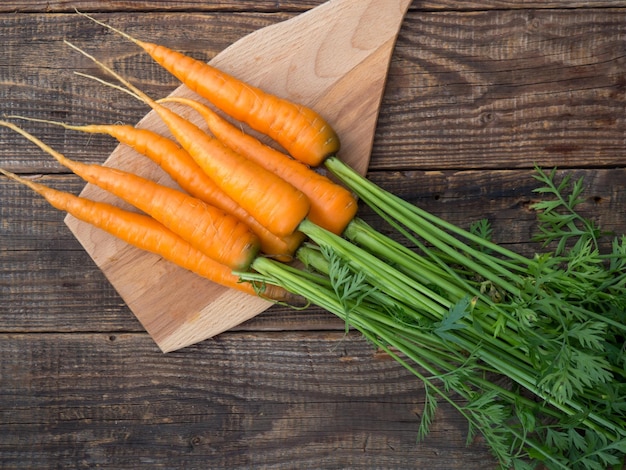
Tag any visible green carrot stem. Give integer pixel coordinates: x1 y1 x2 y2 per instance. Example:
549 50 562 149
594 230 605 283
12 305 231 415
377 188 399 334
325 157 528 294
342 217 533 341
298 218 452 318
344 217 468 297
326 156 529 264
297 242 531 359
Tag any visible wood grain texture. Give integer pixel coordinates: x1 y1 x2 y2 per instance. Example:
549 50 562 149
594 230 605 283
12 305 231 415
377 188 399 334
372 8 626 170
0 1 324 13
1 1 626 13
0 331 493 469
2 2 626 468
2 10 625 173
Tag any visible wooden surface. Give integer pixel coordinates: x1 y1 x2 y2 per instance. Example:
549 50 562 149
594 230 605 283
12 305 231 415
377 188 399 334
64 0 410 353
1 1 625 468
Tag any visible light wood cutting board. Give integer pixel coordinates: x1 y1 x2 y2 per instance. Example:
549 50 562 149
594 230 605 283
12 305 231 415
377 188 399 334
65 0 412 352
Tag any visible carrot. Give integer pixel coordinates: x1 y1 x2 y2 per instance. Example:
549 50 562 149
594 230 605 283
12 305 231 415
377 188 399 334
0 167 286 300
7 115 304 261
78 11 340 167
160 97 358 235
0 119 259 271
65 40 310 238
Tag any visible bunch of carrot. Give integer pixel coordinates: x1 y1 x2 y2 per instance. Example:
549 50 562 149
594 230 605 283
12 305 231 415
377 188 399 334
4 13 625 469
1 12 358 301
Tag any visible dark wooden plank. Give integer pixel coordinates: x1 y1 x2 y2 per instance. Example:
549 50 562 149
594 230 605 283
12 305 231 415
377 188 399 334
0 246 342 333
3 168 624 335
373 8 626 170
4 170 623 252
0 175 87 251
0 331 495 469
365 167 626 251
0 249 141 332
415 0 626 8
0 1 624 13
0 1 323 13
1 10 625 173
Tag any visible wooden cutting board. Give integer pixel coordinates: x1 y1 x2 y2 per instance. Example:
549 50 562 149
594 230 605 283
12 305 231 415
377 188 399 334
65 0 412 352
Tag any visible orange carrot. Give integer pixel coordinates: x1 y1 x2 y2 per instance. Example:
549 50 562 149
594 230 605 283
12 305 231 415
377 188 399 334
78 11 340 167
65 40 310 238
0 167 286 300
0 120 259 271
160 97 359 235
7 115 304 261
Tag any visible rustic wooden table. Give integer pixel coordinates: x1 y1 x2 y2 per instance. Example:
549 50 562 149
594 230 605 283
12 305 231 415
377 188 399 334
1 1 625 468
